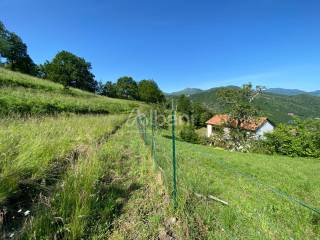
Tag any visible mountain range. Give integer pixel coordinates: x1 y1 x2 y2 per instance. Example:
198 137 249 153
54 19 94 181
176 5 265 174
168 87 320 97
167 87 320 124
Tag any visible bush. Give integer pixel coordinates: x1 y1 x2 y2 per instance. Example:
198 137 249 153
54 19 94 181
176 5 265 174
208 127 253 152
262 118 320 158
179 125 199 144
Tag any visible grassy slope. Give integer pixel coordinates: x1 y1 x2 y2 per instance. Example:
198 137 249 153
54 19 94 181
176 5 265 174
152 131 320 239
0 114 127 203
0 68 141 115
22 119 174 240
188 88 320 124
2 67 319 239
0 69 175 239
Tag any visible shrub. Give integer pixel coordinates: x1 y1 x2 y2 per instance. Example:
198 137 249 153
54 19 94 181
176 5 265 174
262 118 320 158
179 125 199 144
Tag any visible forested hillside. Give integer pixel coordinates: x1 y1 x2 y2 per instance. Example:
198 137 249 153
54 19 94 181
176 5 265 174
186 87 320 123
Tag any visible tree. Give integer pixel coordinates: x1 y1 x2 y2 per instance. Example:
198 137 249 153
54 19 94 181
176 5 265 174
36 61 50 79
95 81 104 95
217 84 262 128
138 79 165 103
0 21 10 60
116 76 138 99
216 84 263 148
102 81 117 97
0 21 10 63
0 21 36 74
177 95 192 114
45 51 97 92
192 102 212 127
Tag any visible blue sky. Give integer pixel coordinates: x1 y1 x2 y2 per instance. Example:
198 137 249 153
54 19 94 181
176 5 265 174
1 0 320 92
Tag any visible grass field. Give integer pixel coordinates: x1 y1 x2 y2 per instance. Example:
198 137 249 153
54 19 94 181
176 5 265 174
0 68 141 115
1 68 319 239
0 114 127 202
18 119 172 240
143 126 320 239
0 68 171 239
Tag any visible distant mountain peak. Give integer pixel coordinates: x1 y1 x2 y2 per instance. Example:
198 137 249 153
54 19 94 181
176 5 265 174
265 88 320 96
168 88 203 96
168 86 320 97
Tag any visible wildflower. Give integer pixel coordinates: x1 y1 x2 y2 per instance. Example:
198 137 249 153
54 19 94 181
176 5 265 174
24 210 30 216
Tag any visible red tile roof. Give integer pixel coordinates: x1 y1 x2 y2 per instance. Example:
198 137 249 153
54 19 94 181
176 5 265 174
206 114 269 131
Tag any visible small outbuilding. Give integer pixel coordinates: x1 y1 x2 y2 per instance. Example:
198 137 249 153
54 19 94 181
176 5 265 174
206 114 275 139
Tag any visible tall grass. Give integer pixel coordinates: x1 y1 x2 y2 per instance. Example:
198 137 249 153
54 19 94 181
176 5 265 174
0 87 139 115
0 114 127 203
22 118 164 239
0 68 142 116
0 68 67 92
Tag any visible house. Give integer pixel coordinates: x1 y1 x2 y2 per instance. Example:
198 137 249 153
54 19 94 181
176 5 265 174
206 114 275 139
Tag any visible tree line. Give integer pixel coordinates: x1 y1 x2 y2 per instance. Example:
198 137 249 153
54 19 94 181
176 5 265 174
0 21 164 103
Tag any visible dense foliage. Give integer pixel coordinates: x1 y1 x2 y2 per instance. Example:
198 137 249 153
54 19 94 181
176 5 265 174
176 94 212 127
43 51 97 92
102 81 117 98
216 84 262 125
116 76 139 99
262 118 320 158
138 79 165 103
0 21 36 75
188 86 320 124
179 125 199 143
101 77 165 103
177 94 192 116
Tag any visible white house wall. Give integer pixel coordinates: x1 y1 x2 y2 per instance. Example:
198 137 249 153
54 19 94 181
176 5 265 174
256 121 274 138
207 124 212 137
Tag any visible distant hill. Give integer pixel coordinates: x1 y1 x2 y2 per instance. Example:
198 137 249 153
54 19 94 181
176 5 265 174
310 90 320 96
167 88 203 96
266 88 320 96
171 87 320 124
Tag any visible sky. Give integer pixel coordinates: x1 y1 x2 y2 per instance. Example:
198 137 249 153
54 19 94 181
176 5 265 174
1 0 320 92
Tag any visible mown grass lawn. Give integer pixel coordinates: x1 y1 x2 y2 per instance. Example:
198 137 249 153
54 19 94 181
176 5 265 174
151 130 320 239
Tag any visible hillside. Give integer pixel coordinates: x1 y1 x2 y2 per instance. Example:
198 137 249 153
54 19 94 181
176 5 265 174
0 69 171 239
0 68 141 115
0 68 319 239
311 90 320 96
266 88 306 95
167 88 203 96
187 87 320 123
266 88 320 96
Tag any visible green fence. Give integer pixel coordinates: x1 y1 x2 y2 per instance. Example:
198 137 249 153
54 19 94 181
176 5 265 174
137 111 320 214
136 110 320 217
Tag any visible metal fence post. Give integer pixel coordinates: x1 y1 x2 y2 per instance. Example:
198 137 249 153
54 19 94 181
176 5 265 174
172 100 177 208
151 110 155 160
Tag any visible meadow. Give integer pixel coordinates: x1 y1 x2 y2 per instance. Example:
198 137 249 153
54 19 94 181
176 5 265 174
0 69 170 239
0 68 141 115
1 67 319 239
19 118 170 239
143 125 320 239
0 114 127 203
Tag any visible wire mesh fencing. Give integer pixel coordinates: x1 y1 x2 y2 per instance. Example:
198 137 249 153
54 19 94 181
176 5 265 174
136 109 320 238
